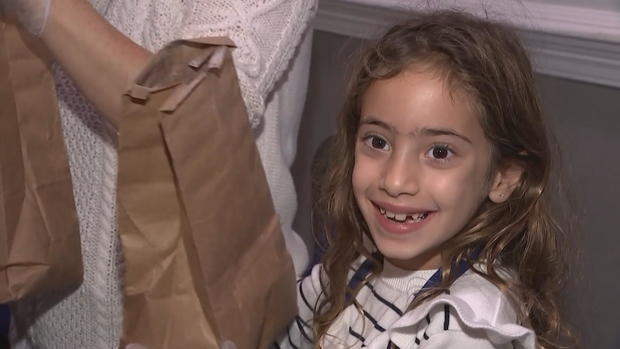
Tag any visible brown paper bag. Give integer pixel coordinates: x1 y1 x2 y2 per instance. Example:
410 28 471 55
0 16 82 301
117 37 297 349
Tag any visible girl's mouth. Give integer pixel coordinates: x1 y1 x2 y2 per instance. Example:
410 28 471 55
378 207 429 223
372 202 434 235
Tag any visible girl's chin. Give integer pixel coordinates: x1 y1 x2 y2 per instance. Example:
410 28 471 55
373 239 442 270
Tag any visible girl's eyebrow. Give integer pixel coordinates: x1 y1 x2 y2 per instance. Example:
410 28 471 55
360 116 473 144
360 117 394 132
418 127 473 144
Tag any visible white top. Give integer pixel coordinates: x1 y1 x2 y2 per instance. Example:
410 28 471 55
11 1 317 348
276 259 536 349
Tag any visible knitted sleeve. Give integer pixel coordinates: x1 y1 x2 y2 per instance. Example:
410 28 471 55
102 0 316 127
178 0 318 129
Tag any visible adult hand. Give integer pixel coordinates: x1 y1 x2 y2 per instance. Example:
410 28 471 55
2 0 52 36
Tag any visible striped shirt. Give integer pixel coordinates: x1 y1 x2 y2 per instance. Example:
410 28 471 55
274 258 536 349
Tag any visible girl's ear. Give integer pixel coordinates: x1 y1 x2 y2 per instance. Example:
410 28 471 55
488 161 523 203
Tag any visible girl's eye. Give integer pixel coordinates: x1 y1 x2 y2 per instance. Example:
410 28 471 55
363 135 390 151
426 145 454 161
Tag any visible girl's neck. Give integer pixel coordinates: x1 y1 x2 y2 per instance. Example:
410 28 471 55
380 259 438 294
383 249 443 270
383 258 437 275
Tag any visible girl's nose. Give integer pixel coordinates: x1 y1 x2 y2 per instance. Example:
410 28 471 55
380 153 420 197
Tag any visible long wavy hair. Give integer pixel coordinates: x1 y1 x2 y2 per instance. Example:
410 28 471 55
313 10 572 349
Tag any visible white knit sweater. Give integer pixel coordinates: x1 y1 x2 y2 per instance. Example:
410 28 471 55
11 1 317 348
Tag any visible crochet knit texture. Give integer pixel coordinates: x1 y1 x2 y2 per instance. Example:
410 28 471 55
11 1 316 348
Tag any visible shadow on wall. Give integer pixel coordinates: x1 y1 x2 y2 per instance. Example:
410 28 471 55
292 33 364 252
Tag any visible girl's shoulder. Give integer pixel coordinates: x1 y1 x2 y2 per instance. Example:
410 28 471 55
448 267 519 325
372 269 536 349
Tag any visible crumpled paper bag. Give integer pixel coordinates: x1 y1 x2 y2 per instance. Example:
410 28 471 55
0 13 82 302
117 37 297 349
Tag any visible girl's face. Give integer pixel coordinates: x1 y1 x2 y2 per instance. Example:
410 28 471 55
352 68 494 270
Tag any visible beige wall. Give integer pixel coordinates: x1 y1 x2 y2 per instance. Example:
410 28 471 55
292 30 620 348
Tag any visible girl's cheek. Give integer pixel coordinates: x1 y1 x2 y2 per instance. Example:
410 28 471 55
430 165 478 194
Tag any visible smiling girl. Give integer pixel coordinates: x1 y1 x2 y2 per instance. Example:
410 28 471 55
274 9 571 349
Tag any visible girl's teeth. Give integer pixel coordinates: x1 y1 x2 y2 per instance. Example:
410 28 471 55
407 214 425 223
394 213 407 221
379 206 429 223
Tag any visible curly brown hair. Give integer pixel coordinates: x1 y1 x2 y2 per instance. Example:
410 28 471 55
314 9 572 349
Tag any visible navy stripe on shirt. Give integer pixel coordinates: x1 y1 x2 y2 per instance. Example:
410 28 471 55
364 282 404 316
295 316 312 343
299 279 314 311
361 309 386 332
286 324 301 349
349 326 366 343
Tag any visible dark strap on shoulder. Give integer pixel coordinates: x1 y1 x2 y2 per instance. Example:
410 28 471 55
347 257 376 297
